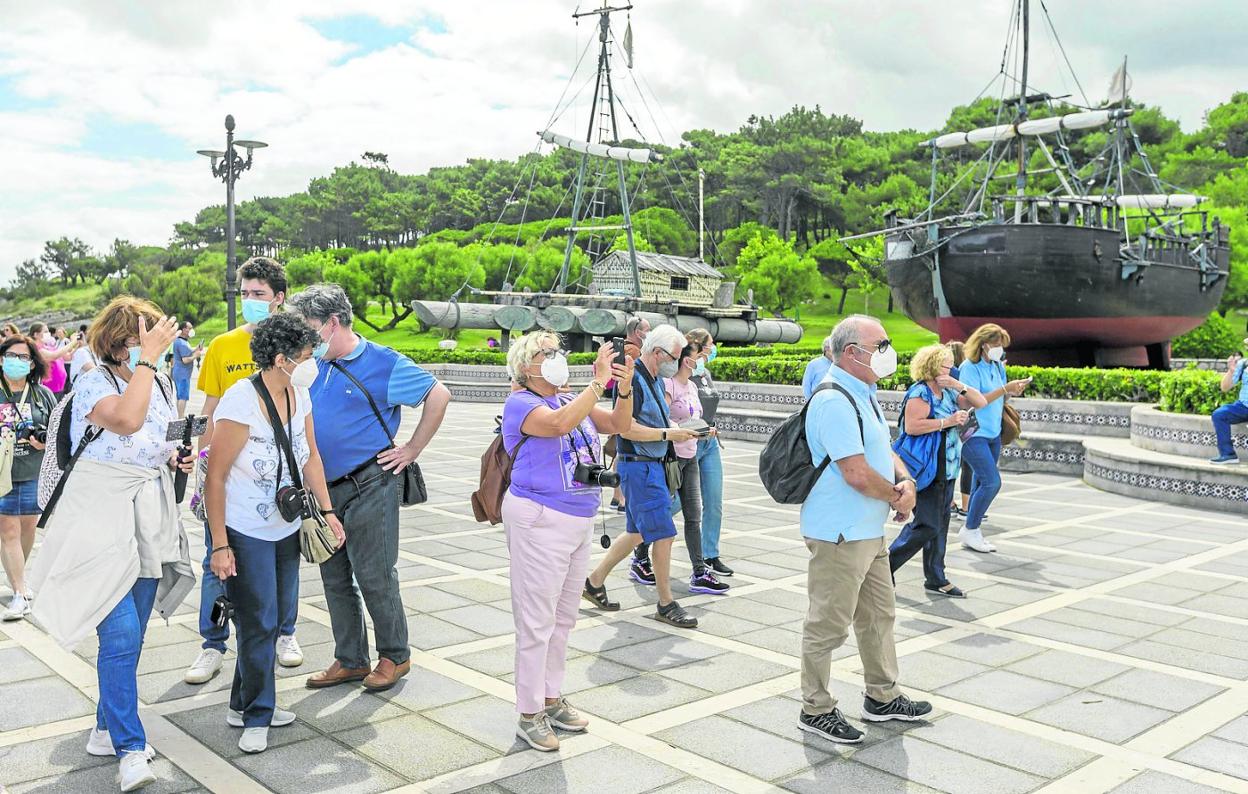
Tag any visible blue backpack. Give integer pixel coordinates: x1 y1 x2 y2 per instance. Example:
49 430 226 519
892 383 945 492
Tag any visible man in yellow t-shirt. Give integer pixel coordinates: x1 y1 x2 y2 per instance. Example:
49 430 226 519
184 256 308 688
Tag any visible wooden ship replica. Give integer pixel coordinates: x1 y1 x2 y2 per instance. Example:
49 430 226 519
411 2 802 351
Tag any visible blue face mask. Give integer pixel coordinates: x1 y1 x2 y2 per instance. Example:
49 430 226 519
2 357 31 380
129 346 141 370
693 358 707 377
706 346 717 363
241 299 272 325
312 325 336 360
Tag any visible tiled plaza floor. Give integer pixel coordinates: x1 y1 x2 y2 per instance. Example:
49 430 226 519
2 400 1248 793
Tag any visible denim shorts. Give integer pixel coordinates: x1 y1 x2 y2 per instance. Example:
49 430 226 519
619 459 677 543
174 377 191 401
0 479 40 516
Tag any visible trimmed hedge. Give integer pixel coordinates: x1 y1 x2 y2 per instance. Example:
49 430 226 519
1159 369 1226 415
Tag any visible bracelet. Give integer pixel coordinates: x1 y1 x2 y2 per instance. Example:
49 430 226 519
136 360 157 372
321 507 335 515
589 381 605 397
211 546 232 555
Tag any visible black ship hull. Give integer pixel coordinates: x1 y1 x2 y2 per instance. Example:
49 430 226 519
886 223 1230 367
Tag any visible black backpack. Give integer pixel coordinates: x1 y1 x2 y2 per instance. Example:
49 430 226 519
758 381 864 504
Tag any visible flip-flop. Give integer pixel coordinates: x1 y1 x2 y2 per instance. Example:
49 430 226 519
925 583 966 599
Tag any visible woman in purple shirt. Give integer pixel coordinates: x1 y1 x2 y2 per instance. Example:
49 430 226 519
501 331 633 752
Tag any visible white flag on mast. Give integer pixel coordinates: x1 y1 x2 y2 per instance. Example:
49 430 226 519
1106 62 1132 105
623 20 634 69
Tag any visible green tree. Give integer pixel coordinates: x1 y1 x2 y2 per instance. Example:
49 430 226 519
807 237 855 312
286 249 337 289
390 242 486 319
150 269 222 324
734 234 819 315
322 262 377 330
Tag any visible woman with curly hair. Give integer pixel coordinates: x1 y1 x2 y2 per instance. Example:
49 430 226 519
204 313 343 754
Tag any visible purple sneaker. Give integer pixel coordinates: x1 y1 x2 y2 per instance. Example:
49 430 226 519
689 569 729 595
629 558 656 586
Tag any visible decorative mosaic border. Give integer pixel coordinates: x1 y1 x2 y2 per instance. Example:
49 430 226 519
1001 443 1085 467
1133 422 1248 451
1016 409 1130 429
1085 461 1248 504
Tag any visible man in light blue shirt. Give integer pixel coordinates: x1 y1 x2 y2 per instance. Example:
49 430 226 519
801 334 835 399
1211 346 1248 463
797 315 932 747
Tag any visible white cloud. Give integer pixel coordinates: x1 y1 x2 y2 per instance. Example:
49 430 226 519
0 0 1245 280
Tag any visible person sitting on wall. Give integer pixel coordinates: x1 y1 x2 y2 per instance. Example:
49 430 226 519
1210 342 1248 464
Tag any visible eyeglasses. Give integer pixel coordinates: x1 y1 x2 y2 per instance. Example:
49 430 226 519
851 339 893 354
3 353 31 363
658 348 679 361
537 348 566 359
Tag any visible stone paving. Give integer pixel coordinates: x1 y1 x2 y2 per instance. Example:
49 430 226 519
2 399 1248 793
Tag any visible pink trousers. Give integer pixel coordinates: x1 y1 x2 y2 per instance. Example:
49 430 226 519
502 491 593 714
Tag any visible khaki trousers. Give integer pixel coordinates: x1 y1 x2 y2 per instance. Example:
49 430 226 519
800 535 902 715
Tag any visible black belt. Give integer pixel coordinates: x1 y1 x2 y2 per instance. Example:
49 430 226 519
329 457 383 488
619 454 663 463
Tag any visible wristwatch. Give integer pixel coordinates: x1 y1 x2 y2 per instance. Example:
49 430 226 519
958 387 968 396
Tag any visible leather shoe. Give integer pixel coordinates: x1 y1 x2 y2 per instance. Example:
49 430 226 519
363 658 411 691
305 660 371 689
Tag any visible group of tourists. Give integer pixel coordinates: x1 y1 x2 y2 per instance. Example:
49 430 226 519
0 249 1043 786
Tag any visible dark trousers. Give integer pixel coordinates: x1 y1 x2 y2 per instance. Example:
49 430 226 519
320 463 409 668
226 529 301 728
1212 402 1248 458
888 475 954 589
200 524 298 651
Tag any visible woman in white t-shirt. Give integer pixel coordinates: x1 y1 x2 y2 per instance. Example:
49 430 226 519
204 313 343 755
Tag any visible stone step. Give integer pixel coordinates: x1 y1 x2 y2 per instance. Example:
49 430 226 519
1083 436 1248 515
1130 404 1248 461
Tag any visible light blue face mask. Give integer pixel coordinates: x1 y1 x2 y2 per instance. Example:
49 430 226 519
693 358 708 377
241 299 272 325
2 357 31 380
312 325 336 360
128 346 142 370
706 346 718 363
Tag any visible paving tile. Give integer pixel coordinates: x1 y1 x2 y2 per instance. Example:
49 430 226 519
1090 669 1225 713
138 659 236 703
1171 736 1248 780
650 779 735 794
166 703 320 759
424 694 529 754
1213 715 1248 745
850 735 1045 794
432 604 517 636
936 670 1076 716
401 585 476 613
338 713 499 780
496 745 684 794
565 621 667 653
736 626 806 657
0 730 113 785
281 687 410 733
1004 649 1130 688
1109 770 1233 794
406 613 485 650
0 647 53 684
372 667 485 712
910 713 1095 778
0 676 95 731
9 757 199 793
888 651 989 692
573 673 713 722
599 636 727 671
655 714 830 781
233 735 406 794
1026 693 1173 742
659 651 792 693
1116 640 1248 679
928 633 1046 667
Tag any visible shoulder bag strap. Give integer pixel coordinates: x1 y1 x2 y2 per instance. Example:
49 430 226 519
251 375 303 491
329 361 397 446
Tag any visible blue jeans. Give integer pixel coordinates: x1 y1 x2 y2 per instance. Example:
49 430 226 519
96 577 159 754
226 528 301 728
889 475 953 588
200 525 298 651
1212 402 1248 458
694 437 723 560
963 435 1002 530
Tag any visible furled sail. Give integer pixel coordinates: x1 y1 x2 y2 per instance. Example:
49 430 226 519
538 130 659 163
1115 194 1204 209
928 109 1131 149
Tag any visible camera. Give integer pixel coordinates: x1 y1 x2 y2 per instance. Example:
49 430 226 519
573 461 620 488
210 595 233 628
15 422 46 445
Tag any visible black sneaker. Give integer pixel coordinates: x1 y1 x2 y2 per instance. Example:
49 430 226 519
689 569 730 595
655 600 698 629
798 709 864 744
582 579 620 611
629 558 656 586
706 557 734 577
862 694 933 723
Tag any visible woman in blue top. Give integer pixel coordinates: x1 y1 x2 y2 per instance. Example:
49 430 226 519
953 324 1031 553
889 345 986 597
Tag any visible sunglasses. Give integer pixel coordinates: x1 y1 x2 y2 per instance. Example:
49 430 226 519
852 339 893 354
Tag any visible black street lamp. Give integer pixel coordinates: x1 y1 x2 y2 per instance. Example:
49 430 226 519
197 114 267 330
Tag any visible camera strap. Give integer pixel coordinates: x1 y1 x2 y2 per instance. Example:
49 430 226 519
250 375 302 493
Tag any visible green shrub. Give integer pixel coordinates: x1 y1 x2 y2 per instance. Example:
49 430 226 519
1171 312 1241 358
1159 369 1225 414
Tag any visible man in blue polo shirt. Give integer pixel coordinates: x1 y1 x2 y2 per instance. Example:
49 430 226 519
798 314 933 746
1211 345 1248 464
801 333 835 399
288 284 451 692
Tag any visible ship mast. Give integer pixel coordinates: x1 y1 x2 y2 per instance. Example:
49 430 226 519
556 2 642 297
1013 0 1029 223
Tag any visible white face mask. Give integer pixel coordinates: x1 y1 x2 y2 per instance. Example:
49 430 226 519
288 358 318 389
854 344 898 379
539 352 570 388
987 345 1005 362
187 329 196 339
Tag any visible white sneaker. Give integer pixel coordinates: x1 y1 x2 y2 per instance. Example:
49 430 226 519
959 528 995 554
86 727 155 759
276 634 303 667
118 750 157 791
238 727 269 754
227 708 296 728
183 648 224 685
2 593 30 621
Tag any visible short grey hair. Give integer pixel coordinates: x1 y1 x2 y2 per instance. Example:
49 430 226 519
821 333 836 356
829 314 881 363
641 324 686 357
287 283 353 327
507 331 561 385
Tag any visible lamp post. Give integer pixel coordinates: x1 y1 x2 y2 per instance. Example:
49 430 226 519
197 115 267 330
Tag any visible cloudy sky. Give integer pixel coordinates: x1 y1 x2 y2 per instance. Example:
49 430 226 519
1 0 1245 280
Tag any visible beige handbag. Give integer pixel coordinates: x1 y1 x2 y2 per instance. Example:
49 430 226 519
0 429 14 498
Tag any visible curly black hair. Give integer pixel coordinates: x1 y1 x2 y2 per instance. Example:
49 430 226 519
250 312 319 370
239 256 288 297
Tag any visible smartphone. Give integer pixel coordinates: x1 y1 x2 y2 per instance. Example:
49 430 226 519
610 336 627 367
